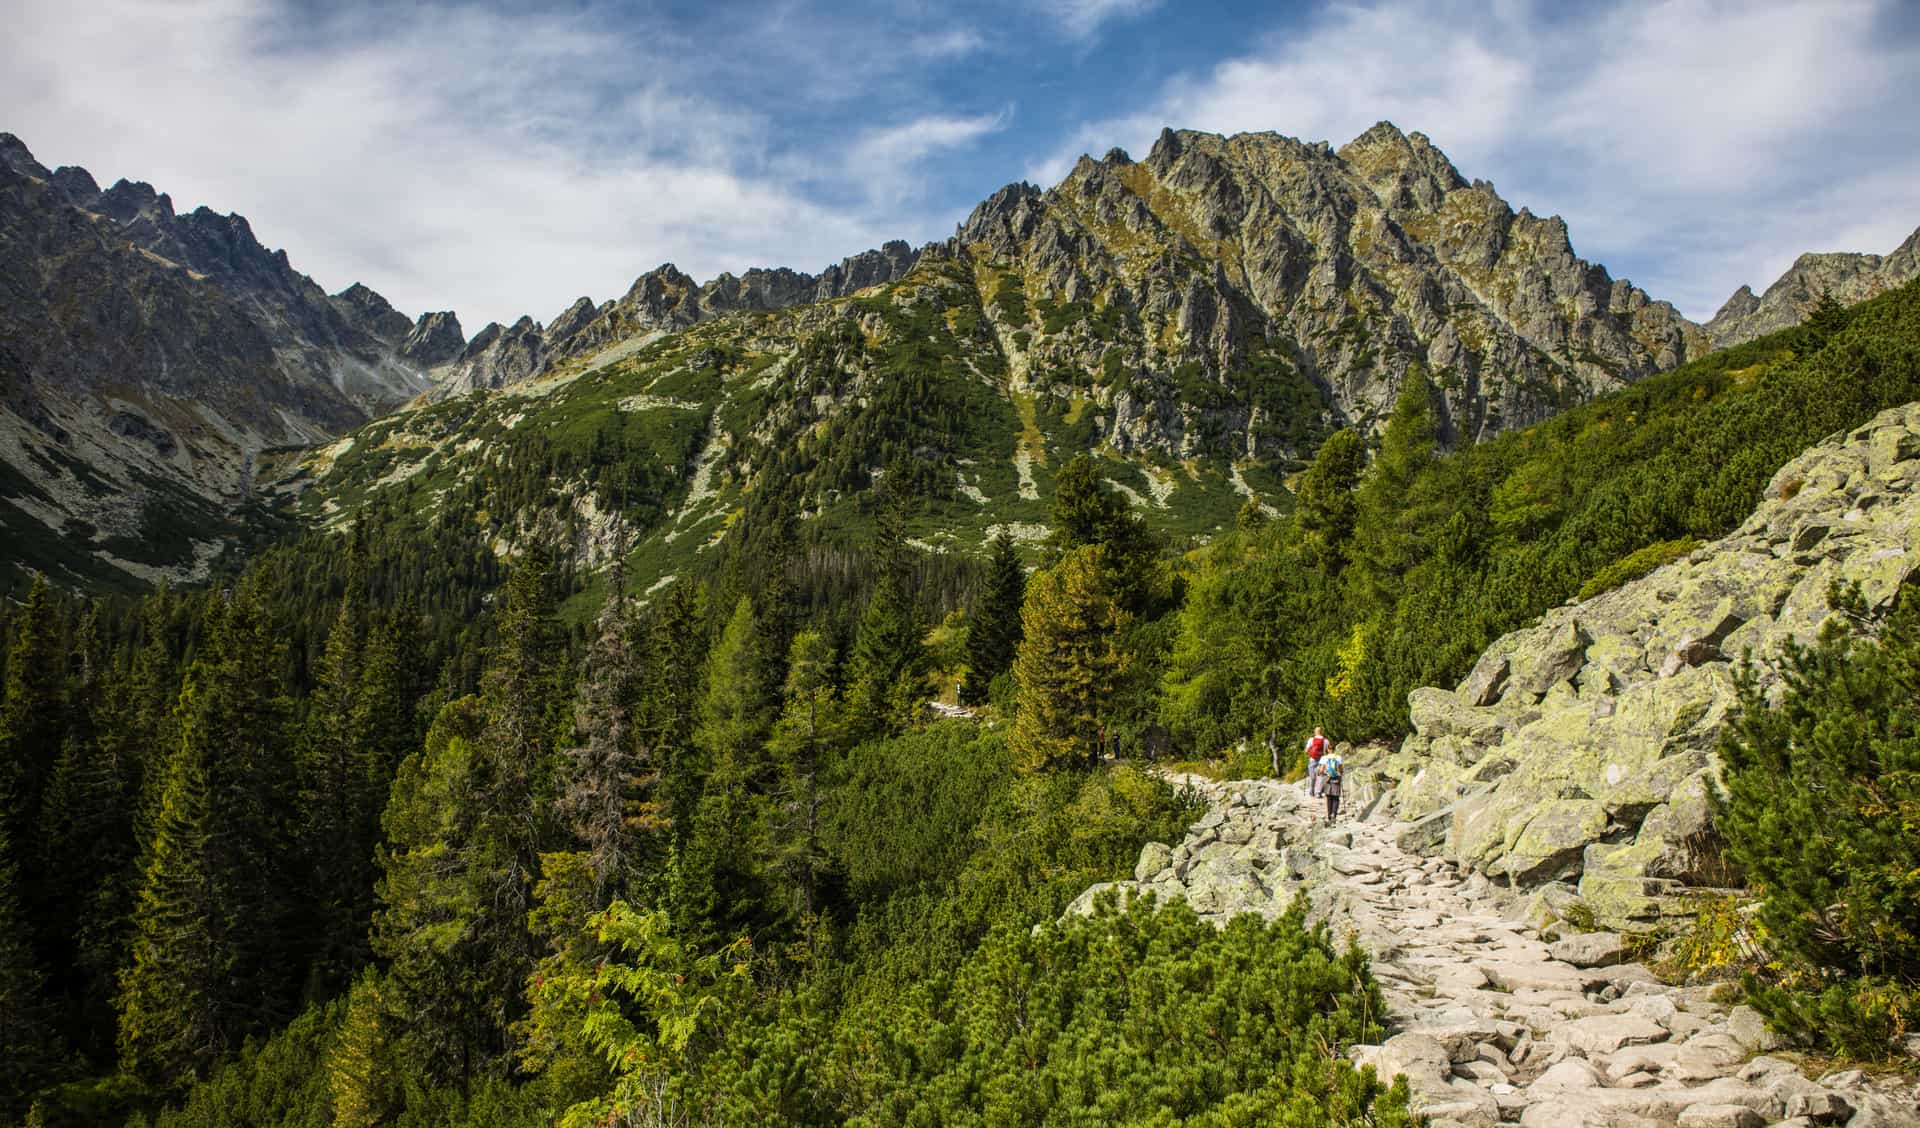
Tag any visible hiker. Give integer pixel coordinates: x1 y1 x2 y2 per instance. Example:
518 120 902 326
1323 750 1344 824
1304 727 1330 796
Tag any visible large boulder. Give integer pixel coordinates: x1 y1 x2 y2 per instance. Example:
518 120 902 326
1375 402 1920 916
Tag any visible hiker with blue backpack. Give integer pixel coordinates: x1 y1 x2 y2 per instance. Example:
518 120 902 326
1322 749 1344 824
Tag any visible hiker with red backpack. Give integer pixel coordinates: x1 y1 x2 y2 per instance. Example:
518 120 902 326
1304 727 1330 797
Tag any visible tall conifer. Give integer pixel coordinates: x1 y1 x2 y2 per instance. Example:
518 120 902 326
960 533 1026 705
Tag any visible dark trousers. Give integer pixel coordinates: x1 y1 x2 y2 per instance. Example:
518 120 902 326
1325 787 1341 822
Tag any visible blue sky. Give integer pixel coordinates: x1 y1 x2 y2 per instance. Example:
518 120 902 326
5 0 1918 332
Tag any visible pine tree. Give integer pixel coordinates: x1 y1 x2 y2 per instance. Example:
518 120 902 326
677 596 775 944
0 823 55 1116
298 540 378 994
557 563 663 903
1716 589 1920 1058
372 696 494 1083
117 582 294 1087
1010 546 1135 772
847 489 926 735
766 630 844 929
117 672 227 1087
959 533 1025 706
1294 428 1366 571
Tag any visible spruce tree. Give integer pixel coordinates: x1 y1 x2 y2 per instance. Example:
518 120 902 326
468 545 563 1058
0 823 54 1116
299 544 377 993
765 630 844 928
847 488 926 735
557 563 663 902
1352 370 1444 601
117 671 227 1087
117 582 294 1087
1 575 67 875
372 696 494 1083
677 596 774 944
1294 428 1366 571
959 533 1025 706
1010 545 1134 772
638 580 705 834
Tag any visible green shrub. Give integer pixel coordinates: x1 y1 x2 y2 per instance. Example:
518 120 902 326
1715 587 1920 1059
1577 538 1699 600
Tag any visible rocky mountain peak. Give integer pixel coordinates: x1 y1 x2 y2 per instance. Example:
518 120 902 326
1705 224 1920 348
400 310 466 367
332 282 413 342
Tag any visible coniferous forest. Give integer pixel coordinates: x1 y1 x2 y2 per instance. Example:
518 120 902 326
4 282 1920 1125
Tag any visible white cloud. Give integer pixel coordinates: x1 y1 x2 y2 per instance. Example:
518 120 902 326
0 0 929 330
908 26 989 59
1036 0 1920 320
1049 0 1163 41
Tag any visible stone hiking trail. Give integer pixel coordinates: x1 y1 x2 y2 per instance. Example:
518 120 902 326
1067 773 1920 1128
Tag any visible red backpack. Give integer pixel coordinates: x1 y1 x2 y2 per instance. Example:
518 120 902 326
1307 735 1327 759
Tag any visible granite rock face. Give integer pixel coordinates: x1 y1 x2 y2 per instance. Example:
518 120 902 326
0 132 441 584
428 122 1720 453
1707 227 1920 348
1357 402 1920 927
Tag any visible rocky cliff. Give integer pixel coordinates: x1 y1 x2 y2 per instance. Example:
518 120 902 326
1352 400 1920 930
0 133 446 585
430 122 1716 453
1707 227 1920 349
431 242 927 397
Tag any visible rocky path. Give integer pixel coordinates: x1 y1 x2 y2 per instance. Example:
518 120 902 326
1069 774 1918 1128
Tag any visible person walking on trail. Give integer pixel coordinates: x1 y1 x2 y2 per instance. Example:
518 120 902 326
1322 750 1344 824
1304 727 1330 797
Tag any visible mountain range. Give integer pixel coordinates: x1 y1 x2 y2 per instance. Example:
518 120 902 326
1 124 1915 591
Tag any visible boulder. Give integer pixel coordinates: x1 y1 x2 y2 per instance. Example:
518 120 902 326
1549 931 1627 967
1532 1059 1606 1090
1502 799 1610 884
1726 1005 1781 1052
1134 841 1171 883
1675 1106 1764 1128
1555 1013 1670 1055
1459 653 1511 706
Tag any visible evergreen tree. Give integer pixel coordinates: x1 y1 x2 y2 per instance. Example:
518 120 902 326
1294 428 1365 571
1 575 67 879
467 546 563 1059
298 536 379 994
1011 546 1135 772
1352 370 1444 599
638 580 706 835
557 564 663 903
677 596 775 943
0 823 55 1116
371 696 494 1083
766 630 844 929
117 672 229 1088
117 583 294 1087
1716 588 1920 1058
1046 454 1155 611
959 533 1025 706
847 487 926 735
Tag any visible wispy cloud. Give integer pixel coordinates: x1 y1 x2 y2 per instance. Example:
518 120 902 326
848 110 1012 205
1050 0 1164 41
0 0 971 329
1036 0 1920 319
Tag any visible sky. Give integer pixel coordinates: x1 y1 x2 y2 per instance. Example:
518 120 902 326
4 0 1918 332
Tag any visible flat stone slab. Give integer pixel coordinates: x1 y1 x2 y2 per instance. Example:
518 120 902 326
1556 1013 1671 1055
